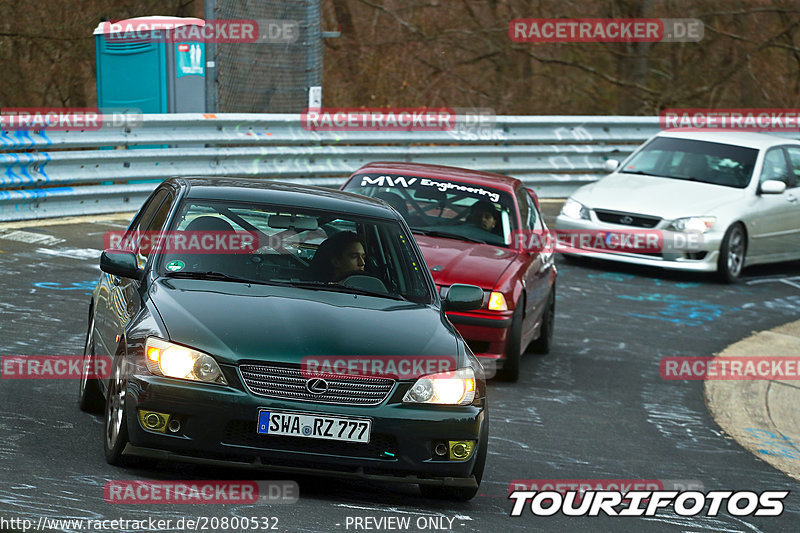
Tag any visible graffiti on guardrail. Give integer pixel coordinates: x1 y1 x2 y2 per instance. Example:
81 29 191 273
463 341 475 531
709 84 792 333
0 114 754 222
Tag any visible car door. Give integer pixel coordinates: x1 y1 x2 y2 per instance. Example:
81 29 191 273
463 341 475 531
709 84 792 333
779 146 800 259
116 190 176 348
95 188 171 356
747 147 800 260
515 186 549 344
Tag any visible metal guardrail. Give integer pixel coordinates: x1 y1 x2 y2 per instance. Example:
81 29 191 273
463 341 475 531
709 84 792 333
0 114 666 222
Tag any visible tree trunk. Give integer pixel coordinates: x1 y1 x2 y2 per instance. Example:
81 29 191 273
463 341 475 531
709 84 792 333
614 0 654 114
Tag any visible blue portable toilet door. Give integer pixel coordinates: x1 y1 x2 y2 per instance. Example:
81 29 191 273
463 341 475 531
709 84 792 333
95 35 168 114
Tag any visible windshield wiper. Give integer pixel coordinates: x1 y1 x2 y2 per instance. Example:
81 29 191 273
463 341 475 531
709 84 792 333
659 175 704 183
411 229 487 244
285 280 409 301
620 170 662 177
163 270 270 285
623 170 708 183
164 272 410 301
341 286 408 301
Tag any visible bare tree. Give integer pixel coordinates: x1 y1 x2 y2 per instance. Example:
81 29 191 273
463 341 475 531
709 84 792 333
3 0 800 114
321 0 800 114
0 0 200 107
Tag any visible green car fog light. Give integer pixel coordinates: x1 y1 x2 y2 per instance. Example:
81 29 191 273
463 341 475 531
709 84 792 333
448 440 475 460
407 379 434 403
138 410 170 433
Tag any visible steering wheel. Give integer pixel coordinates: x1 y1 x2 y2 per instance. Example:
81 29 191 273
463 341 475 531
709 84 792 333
340 272 390 294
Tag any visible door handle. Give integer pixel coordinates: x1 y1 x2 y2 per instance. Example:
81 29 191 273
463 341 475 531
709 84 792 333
787 195 798 204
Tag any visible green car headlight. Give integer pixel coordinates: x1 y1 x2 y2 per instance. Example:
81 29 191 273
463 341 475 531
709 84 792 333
403 368 476 406
144 337 227 384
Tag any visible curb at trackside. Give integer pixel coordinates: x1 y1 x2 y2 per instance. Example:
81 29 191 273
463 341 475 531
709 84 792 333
704 320 800 482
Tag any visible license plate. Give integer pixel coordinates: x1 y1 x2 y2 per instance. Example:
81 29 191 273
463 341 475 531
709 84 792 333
257 409 372 443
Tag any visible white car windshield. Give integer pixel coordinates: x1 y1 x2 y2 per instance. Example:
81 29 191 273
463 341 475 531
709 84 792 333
620 137 758 189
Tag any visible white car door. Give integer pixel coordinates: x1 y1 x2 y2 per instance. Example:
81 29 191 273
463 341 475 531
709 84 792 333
781 147 800 259
747 147 800 261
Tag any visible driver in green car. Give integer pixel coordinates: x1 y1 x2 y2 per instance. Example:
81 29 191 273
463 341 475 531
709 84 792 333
311 231 367 282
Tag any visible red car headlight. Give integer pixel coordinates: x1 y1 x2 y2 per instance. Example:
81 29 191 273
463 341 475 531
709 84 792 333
487 291 508 311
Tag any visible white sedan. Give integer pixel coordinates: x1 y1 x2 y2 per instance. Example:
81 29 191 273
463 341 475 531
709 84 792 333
555 130 800 282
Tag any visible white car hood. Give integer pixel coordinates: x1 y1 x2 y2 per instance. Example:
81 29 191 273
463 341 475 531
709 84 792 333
573 173 746 220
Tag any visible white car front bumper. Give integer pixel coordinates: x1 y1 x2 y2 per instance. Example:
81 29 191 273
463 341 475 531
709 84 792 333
554 215 724 273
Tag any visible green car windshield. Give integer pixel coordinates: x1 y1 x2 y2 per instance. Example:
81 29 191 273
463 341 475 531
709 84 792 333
345 173 517 248
153 200 434 304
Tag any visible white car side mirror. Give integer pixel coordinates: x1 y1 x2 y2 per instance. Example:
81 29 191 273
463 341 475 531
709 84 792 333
604 159 620 173
760 180 787 195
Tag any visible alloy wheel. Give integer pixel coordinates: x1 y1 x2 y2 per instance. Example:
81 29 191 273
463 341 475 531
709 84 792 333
726 226 745 277
79 318 94 396
105 361 125 450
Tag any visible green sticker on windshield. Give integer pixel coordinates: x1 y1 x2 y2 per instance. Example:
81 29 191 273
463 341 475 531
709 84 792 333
166 260 185 272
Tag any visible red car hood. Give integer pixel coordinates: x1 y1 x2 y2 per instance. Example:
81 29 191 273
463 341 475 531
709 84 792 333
415 234 516 290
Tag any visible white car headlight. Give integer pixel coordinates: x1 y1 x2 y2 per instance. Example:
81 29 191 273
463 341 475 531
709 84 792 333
403 367 476 406
560 198 590 220
668 216 716 233
145 337 227 384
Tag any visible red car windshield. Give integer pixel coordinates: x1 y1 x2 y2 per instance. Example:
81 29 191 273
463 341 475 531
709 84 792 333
346 173 517 248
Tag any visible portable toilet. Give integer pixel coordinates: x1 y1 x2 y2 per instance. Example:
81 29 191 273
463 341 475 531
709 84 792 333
94 16 206 113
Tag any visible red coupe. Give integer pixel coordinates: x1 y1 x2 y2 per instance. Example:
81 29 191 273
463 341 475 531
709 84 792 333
342 162 557 381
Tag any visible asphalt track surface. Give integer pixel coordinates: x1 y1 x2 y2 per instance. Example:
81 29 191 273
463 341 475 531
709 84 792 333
1 216 799 533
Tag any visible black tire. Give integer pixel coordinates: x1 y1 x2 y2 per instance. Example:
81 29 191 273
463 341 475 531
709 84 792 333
78 312 104 413
104 355 131 466
496 304 523 382
419 417 488 501
530 284 555 355
717 223 746 283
